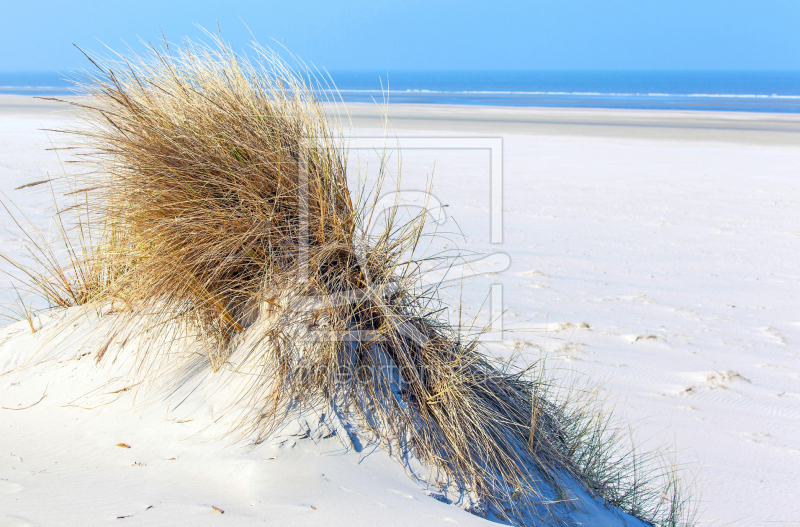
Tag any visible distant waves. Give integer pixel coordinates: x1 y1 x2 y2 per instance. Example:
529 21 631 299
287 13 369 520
329 91 800 112
2 70 799 112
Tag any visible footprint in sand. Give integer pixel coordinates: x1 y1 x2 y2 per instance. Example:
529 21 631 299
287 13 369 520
508 339 537 351
621 334 662 344
762 325 787 345
627 294 656 304
520 270 550 288
520 270 545 277
386 488 417 499
681 370 750 394
0 516 32 527
0 480 23 493
706 370 750 389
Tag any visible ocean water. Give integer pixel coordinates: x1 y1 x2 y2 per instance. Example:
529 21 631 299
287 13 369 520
2 70 799 113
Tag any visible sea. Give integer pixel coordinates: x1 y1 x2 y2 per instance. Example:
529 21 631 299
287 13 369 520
2 70 799 113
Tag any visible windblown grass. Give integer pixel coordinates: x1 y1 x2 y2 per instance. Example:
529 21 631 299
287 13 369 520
0 183 123 317
3 34 696 526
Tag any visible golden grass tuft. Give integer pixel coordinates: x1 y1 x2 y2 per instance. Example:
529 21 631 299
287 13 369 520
2 34 696 526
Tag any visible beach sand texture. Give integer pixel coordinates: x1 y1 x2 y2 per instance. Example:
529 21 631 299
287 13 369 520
1 95 799 526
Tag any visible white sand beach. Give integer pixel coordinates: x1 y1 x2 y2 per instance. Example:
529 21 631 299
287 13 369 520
1 95 799 526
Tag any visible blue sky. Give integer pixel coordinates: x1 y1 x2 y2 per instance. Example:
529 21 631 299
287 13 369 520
2 1 799 72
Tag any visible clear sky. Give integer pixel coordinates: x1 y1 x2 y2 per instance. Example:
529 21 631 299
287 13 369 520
2 0 799 72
